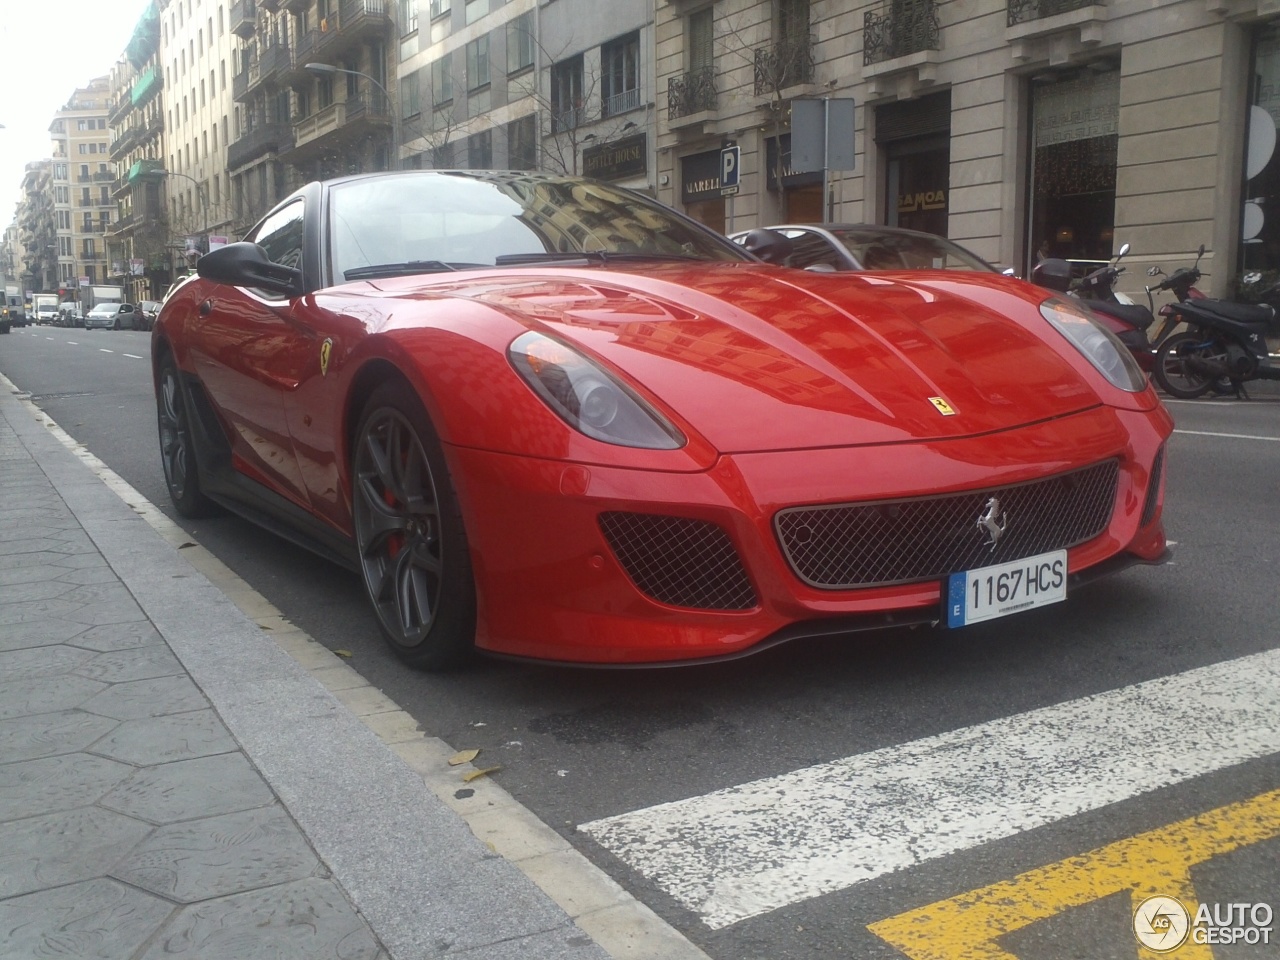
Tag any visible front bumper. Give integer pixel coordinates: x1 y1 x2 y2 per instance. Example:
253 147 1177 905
449 404 1172 664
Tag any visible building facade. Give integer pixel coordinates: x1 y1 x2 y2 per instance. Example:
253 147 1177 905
228 0 398 236
159 0 239 246
107 1 171 303
48 80 113 298
655 0 1280 297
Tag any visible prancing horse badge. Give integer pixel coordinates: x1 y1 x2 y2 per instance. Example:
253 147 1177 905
928 396 956 416
320 338 333 377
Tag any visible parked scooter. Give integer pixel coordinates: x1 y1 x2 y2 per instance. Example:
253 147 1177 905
1151 266 1280 398
1031 243 1160 372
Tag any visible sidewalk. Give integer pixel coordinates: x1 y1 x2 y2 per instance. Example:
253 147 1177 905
0 380 688 959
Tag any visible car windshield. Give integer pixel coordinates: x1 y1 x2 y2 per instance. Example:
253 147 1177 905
328 172 749 282
829 228 995 272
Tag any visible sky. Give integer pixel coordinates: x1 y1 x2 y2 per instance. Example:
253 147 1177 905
0 0 147 230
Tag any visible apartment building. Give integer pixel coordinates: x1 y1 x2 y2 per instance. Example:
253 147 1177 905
46 80 113 296
227 0 398 236
159 0 239 244
655 0 1280 294
17 162 55 293
107 1 170 302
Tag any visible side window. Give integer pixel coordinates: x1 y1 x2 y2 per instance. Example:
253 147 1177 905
784 231 844 270
249 200 305 271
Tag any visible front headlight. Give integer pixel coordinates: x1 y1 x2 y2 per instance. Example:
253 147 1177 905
509 331 686 449
1039 296 1147 392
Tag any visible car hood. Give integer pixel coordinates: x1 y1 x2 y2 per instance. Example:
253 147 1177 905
394 264 1108 453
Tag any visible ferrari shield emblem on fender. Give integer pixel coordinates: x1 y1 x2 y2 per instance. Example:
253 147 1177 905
928 396 956 416
320 338 333 377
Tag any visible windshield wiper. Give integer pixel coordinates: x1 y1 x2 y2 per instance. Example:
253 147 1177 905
493 251 704 267
344 260 466 281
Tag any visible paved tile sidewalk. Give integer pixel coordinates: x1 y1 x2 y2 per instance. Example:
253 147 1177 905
0 387 612 958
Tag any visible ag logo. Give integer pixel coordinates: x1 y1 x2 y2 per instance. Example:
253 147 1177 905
1133 896 1191 952
320 338 333 377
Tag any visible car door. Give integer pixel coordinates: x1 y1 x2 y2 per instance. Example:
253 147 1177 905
186 199 315 508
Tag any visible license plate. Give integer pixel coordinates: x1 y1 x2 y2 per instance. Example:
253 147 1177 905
945 550 1067 627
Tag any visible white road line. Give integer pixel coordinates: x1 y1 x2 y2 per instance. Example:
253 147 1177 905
123 353 144 359
67 341 78 345
99 348 113 354
1173 428 1280 442
580 649 1280 929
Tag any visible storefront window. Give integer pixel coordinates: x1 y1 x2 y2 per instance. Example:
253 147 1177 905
1240 25 1280 294
1027 68 1119 276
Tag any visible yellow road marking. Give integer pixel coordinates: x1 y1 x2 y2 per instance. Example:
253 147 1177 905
869 788 1280 960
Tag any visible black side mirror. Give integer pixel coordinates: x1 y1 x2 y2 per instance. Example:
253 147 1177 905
739 228 795 265
197 242 303 298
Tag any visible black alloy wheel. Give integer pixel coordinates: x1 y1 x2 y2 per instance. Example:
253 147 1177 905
156 357 218 518
352 381 476 670
1153 331 1225 399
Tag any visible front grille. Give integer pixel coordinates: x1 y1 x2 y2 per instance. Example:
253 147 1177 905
776 460 1120 589
599 512 757 611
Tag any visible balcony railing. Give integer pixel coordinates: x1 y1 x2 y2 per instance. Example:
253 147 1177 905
233 68 251 102
551 104 588 134
1008 0 1097 26
93 171 117 183
293 93 390 150
753 37 815 96
602 87 641 119
227 122 296 169
864 0 940 65
667 66 717 120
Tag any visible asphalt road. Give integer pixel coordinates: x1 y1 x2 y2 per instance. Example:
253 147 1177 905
4 324 1278 960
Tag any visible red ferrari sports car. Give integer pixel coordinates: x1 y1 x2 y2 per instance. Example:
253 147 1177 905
153 170 1172 668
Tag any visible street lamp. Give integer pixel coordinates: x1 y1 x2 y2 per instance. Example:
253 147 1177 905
149 168 210 242
305 62 400 171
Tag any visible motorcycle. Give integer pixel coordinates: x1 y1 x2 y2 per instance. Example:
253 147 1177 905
1031 243 1160 372
1151 273 1280 398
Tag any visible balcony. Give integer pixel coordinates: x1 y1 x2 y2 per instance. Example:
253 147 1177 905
1006 0 1105 59
126 158 166 185
864 0 940 66
233 67 251 102
284 0 307 12
107 213 136 236
230 0 258 39
130 66 163 108
289 93 391 159
1008 0 1096 26
753 37 815 98
259 42 292 84
108 97 132 126
602 87 641 120
314 0 392 61
667 67 717 123
110 127 140 161
94 170 117 183
227 122 296 169
552 105 588 134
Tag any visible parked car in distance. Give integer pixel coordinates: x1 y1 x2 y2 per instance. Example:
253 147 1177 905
84 302 137 330
136 300 162 331
731 223 1002 274
58 303 84 327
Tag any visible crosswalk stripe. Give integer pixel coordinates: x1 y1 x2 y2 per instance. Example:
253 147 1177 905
579 649 1280 930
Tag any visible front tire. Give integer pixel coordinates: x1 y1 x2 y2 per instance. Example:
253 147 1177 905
1153 331 1221 399
352 381 476 670
156 356 218 518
